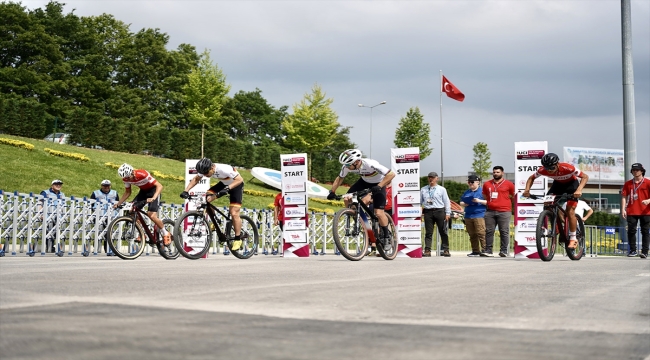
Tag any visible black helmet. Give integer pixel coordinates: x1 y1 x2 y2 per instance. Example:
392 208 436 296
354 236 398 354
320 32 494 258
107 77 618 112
196 158 213 175
541 153 559 168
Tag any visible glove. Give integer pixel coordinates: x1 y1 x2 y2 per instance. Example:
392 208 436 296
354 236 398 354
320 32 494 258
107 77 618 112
327 191 336 200
217 186 230 198
371 185 382 194
180 191 190 199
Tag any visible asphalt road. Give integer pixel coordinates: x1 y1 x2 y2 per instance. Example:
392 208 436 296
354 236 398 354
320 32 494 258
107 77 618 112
1 253 649 360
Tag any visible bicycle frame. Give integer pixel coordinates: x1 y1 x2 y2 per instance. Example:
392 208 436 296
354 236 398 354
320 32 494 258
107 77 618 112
542 195 571 242
128 202 160 245
345 191 379 244
192 199 231 244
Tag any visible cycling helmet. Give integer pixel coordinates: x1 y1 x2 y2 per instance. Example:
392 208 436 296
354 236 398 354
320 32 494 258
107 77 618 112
195 158 213 175
339 149 363 165
118 163 134 178
541 153 559 168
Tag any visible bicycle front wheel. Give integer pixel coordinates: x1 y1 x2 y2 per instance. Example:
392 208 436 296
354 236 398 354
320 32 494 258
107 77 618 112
535 210 557 262
377 215 398 260
226 214 259 259
106 216 146 260
566 215 585 260
157 219 180 260
332 208 368 261
173 211 212 260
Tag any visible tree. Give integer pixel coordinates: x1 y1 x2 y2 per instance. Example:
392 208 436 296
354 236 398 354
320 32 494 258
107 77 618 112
283 84 340 178
472 142 492 181
182 49 230 157
394 107 432 160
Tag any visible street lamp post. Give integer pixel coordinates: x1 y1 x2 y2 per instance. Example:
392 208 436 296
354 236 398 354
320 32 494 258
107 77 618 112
358 101 386 158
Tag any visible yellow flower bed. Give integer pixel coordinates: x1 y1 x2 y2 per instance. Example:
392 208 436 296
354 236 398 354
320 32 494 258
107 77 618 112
310 198 344 207
245 189 276 198
151 170 184 182
0 138 34 150
105 162 120 169
44 148 89 161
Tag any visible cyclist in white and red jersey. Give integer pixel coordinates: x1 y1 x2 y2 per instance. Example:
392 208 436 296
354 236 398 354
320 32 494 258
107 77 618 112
180 158 245 251
522 153 589 249
327 149 395 251
113 163 170 245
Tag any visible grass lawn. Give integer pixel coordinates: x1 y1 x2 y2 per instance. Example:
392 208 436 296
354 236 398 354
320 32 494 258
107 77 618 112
0 134 347 213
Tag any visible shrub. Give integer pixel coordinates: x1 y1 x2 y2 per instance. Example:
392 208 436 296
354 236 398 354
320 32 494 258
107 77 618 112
0 138 35 151
44 148 89 161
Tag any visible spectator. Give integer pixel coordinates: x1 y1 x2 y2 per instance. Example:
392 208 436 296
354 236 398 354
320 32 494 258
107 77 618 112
40 179 65 253
420 172 451 257
621 163 650 258
562 199 593 222
90 180 119 253
273 192 284 231
482 166 515 257
460 175 487 257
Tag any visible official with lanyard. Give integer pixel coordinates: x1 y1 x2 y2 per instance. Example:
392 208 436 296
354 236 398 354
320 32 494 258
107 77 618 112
420 172 451 257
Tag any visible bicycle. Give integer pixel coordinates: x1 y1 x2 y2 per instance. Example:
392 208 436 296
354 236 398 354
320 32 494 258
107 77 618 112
332 189 398 261
173 194 259 260
105 200 179 260
528 193 585 261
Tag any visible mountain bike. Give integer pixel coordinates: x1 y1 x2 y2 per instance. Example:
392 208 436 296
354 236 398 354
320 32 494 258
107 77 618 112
173 194 259 260
332 189 398 261
529 193 585 261
105 201 179 260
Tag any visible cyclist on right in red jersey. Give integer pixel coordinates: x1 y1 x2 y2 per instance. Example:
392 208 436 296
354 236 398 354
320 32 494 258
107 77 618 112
522 153 589 250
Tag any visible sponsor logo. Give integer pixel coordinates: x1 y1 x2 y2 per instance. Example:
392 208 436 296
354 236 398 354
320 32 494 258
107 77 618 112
283 230 307 243
284 220 306 230
398 234 421 242
397 192 420 205
284 182 305 192
284 195 306 205
189 167 198 175
525 236 535 241
282 157 306 166
518 208 542 216
395 154 420 163
517 165 541 172
284 207 306 217
516 150 545 160
518 222 536 229
396 168 418 175
398 182 419 189
519 179 543 187
397 220 421 230
605 227 616 235
397 208 421 217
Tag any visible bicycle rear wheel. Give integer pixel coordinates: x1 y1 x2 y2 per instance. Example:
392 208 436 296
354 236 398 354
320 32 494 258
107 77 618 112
535 210 557 262
566 215 585 260
106 216 146 260
332 208 368 261
157 219 180 260
226 214 259 259
376 215 398 260
173 211 212 260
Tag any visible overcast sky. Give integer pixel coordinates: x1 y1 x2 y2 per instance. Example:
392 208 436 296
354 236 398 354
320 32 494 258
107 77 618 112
23 0 650 178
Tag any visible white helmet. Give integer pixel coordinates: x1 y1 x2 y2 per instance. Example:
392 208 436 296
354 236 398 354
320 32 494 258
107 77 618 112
339 149 363 165
118 163 134 178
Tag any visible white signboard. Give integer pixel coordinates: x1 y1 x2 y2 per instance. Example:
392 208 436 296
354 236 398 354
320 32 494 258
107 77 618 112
391 147 422 258
284 194 306 205
283 206 307 218
514 142 547 259
563 147 624 182
516 204 544 218
281 154 309 253
397 206 422 218
397 191 420 205
284 219 307 231
397 231 422 244
396 219 421 231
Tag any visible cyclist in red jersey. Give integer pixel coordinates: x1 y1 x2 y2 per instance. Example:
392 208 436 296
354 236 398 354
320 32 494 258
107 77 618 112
113 163 171 245
522 153 589 250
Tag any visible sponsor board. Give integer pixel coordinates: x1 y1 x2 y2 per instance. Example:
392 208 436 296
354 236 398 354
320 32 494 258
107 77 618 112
515 232 537 246
396 191 420 205
452 223 465 230
394 153 420 163
395 181 420 191
284 219 306 230
517 177 545 190
605 227 616 235
283 206 306 218
282 156 306 166
282 230 307 243
516 150 545 160
284 194 306 205
283 180 306 193
397 219 421 231
517 204 544 218
397 206 422 217
517 219 538 230
397 231 422 244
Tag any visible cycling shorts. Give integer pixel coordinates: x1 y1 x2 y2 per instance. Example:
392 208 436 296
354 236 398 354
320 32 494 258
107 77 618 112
208 182 243 207
133 187 160 212
547 179 579 207
347 178 387 209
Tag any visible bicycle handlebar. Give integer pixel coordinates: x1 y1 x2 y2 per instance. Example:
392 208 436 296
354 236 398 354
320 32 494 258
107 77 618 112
334 188 372 201
527 193 576 201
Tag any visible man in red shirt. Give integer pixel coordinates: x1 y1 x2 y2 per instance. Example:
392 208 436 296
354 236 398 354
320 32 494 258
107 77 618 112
621 163 650 258
482 166 515 257
113 163 170 245
523 153 589 250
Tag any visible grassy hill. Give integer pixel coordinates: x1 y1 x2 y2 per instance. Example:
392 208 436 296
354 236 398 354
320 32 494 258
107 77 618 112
0 134 346 213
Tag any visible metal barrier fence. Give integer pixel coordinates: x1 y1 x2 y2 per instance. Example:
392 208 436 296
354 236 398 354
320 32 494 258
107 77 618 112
0 190 642 257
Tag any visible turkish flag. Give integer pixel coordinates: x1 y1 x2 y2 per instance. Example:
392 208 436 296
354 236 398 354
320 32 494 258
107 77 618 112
441 75 465 102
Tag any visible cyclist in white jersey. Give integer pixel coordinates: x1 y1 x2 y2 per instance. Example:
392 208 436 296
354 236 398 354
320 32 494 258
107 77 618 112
328 149 395 248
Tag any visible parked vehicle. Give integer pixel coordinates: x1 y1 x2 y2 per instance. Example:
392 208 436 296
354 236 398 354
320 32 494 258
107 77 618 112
44 133 71 144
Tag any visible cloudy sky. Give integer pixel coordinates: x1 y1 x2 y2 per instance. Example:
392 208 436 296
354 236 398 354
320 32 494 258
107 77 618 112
24 0 650 178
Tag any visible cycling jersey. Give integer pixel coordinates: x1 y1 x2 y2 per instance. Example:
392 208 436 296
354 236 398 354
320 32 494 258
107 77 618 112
122 169 157 190
199 163 240 186
533 163 582 184
339 159 390 184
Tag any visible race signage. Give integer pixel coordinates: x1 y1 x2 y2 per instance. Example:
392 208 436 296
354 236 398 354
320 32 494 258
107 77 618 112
281 153 309 257
514 141 548 259
182 159 211 258
391 147 422 258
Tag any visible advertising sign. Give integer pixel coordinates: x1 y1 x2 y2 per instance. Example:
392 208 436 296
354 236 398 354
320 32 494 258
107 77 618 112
281 153 309 257
391 147 422 258
182 159 211 258
563 147 624 182
514 142 547 259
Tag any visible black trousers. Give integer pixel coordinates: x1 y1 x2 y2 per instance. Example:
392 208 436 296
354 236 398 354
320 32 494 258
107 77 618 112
627 215 650 254
423 208 449 251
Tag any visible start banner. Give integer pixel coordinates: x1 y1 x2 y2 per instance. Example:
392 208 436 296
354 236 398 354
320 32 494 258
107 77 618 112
281 153 309 257
390 147 422 258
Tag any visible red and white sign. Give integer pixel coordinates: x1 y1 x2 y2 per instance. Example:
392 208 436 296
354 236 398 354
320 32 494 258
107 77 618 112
391 147 422 258
281 153 309 254
397 191 420 205
396 219 421 231
283 206 306 218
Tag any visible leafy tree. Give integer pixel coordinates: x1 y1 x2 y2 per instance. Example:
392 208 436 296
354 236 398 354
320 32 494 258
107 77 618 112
283 84 340 178
394 107 432 160
472 142 492 181
182 49 230 157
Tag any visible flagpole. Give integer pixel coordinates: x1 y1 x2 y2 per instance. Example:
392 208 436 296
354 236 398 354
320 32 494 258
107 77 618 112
439 70 444 185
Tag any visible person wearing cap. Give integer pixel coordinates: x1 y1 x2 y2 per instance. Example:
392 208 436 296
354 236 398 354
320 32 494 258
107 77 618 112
621 163 650 258
420 172 451 257
90 180 120 253
482 166 515 257
40 180 66 252
460 175 488 257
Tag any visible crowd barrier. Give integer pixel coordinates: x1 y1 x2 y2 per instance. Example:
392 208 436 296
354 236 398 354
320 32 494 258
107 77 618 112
0 190 642 257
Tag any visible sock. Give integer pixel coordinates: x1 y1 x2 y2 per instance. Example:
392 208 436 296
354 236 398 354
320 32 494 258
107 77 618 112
381 226 389 237
569 231 576 240
234 235 241 240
